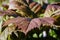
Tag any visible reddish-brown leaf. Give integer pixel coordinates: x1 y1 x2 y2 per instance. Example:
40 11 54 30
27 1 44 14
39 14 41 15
29 2 41 13
44 4 60 17
40 17 55 26
25 17 55 34
3 16 56 35
3 17 31 33
25 18 41 34
0 9 18 16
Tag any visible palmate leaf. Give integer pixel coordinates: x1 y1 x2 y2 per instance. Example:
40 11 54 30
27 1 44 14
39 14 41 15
3 17 31 34
44 4 60 26
26 17 55 34
0 0 41 18
8 0 41 18
3 17 56 35
44 4 60 17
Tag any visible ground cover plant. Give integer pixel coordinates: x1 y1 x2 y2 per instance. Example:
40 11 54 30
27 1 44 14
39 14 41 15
0 0 60 40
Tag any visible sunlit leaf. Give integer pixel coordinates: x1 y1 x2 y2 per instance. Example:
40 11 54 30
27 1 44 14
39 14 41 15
49 29 57 38
39 32 43 38
33 33 38 38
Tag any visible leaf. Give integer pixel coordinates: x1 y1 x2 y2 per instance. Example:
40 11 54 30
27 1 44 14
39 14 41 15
44 4 60 17
33 33 38 38
26 17 55 34
3 17 31 34
33 0 60 4
29 2 41 13
49 29 57 38
7 34 12 40
0 16 3 34
51 10 60 19
39 14 44 18
3 16 55 35
33 0 48 5
0 9 18 17
48 0 56 4
9 0 41 17
2 4 9 11
26 18 41 34
9 0 28 10
41 17 55 26
0 23 16 40
48 0 60 4
39 32 43 38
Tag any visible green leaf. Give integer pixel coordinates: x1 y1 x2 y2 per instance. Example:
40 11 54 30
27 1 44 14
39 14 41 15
48 0 60 4
39 14 44 18
33 0 60 4
48 0 56 4
33 33 38 38
39 33 43 38
7 34 12 40
49 29 57 38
